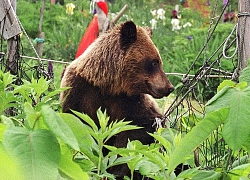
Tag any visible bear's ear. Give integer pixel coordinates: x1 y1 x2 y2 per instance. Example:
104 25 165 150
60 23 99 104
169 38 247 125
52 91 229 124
143 26 153 38
120 21 137 48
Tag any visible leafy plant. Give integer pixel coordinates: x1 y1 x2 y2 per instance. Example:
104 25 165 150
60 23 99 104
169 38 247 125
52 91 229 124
0 70 145 179
167 65 250 178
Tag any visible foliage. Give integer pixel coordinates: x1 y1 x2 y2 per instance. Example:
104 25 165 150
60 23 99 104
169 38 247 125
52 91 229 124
1 0 248 179
167 65 250 178
0 70 147 179
1 68 250 179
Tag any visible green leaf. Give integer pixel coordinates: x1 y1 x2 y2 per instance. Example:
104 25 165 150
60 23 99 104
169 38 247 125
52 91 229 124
149 133 172 152
3 127 60 180
104 121 141 143
222 86 250 150
42 87 69 103
106 155 135 169
13 81 32 104
97 108 109 133
205 86 234 113
24 102 38 129
235 81 248 90
59 144 89 180
0 115 15 128
0 71 15 90
41 105 80 151
0 91 17 114
0 124 6 141
138 159 161 175
229 163 250 179
72 110 98 132
217 80 236 92
168 108 228 173
30 77 50 98
60 113 99 165
0 143 24 180
191 170 222 180
239 65 250 85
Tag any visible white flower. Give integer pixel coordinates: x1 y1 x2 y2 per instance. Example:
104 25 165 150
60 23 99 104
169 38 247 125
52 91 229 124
183 22 192 28
171 18 181 31
157 8 165 20
150 18 157 29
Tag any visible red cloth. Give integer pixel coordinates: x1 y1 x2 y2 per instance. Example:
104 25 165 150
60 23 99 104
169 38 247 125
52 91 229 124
75 15 99 58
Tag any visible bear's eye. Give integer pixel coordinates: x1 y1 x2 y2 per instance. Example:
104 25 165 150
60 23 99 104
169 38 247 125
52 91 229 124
152 60 159 67
145 59 159 73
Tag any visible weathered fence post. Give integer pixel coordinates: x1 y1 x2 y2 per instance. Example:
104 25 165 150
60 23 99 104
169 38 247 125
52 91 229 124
237 0 250 71
36 0 46 57
3 0 21 75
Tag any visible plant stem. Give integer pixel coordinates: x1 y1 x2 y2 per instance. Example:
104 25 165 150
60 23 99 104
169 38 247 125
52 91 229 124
97 139 103 176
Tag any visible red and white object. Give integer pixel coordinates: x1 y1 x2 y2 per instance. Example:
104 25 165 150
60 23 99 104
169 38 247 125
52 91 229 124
75 0 109 58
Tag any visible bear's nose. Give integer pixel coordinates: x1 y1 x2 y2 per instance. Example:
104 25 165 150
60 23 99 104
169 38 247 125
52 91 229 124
168 87 175 94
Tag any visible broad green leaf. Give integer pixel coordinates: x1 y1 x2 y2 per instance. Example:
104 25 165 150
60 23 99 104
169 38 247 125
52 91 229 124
205 86 234 113
222 86 250 150
41 105 80 151
217 80 236 92
191 170 222 180
168 108 228 173
24 102 38 129
0 143 24 180
0 115 15 128
176 167 200 179
138 160 161 175
60 113 99 165
235 81 248 90
149 133 172 152
239 65 250 85
243 139 250 153
59 145 89 180
59 113 93 148
229 163 250 179
3 127 60 180
0 124 6 141
232 155 249 168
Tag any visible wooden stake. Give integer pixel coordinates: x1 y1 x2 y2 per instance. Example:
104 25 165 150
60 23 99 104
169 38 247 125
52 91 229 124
37 0 46 57
6 0 18 75
237 0 250 71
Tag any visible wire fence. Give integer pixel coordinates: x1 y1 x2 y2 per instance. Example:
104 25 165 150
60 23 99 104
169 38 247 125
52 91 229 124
0 0 247 171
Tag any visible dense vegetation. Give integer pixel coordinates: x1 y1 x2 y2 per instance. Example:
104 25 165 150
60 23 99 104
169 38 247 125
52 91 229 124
1 0 249 179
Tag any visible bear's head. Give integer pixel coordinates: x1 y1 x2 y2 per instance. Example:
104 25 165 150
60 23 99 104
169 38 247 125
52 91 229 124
74 21 174 98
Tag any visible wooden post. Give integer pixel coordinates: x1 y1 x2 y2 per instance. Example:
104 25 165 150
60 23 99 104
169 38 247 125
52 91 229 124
36 0 46 57
237 0 250 71
5 0 20 75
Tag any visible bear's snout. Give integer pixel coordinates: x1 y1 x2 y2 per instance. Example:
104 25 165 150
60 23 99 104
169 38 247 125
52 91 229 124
166 86 175 96
147 81 174 99
147 72 174 98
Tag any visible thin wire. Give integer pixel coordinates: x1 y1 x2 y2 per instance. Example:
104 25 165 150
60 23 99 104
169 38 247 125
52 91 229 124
222 24 238 59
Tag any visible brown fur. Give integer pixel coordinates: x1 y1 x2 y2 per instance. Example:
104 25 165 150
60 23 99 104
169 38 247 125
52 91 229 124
60 21 174 179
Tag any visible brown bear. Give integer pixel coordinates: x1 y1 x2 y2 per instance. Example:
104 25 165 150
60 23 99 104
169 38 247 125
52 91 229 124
60 21 174 178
